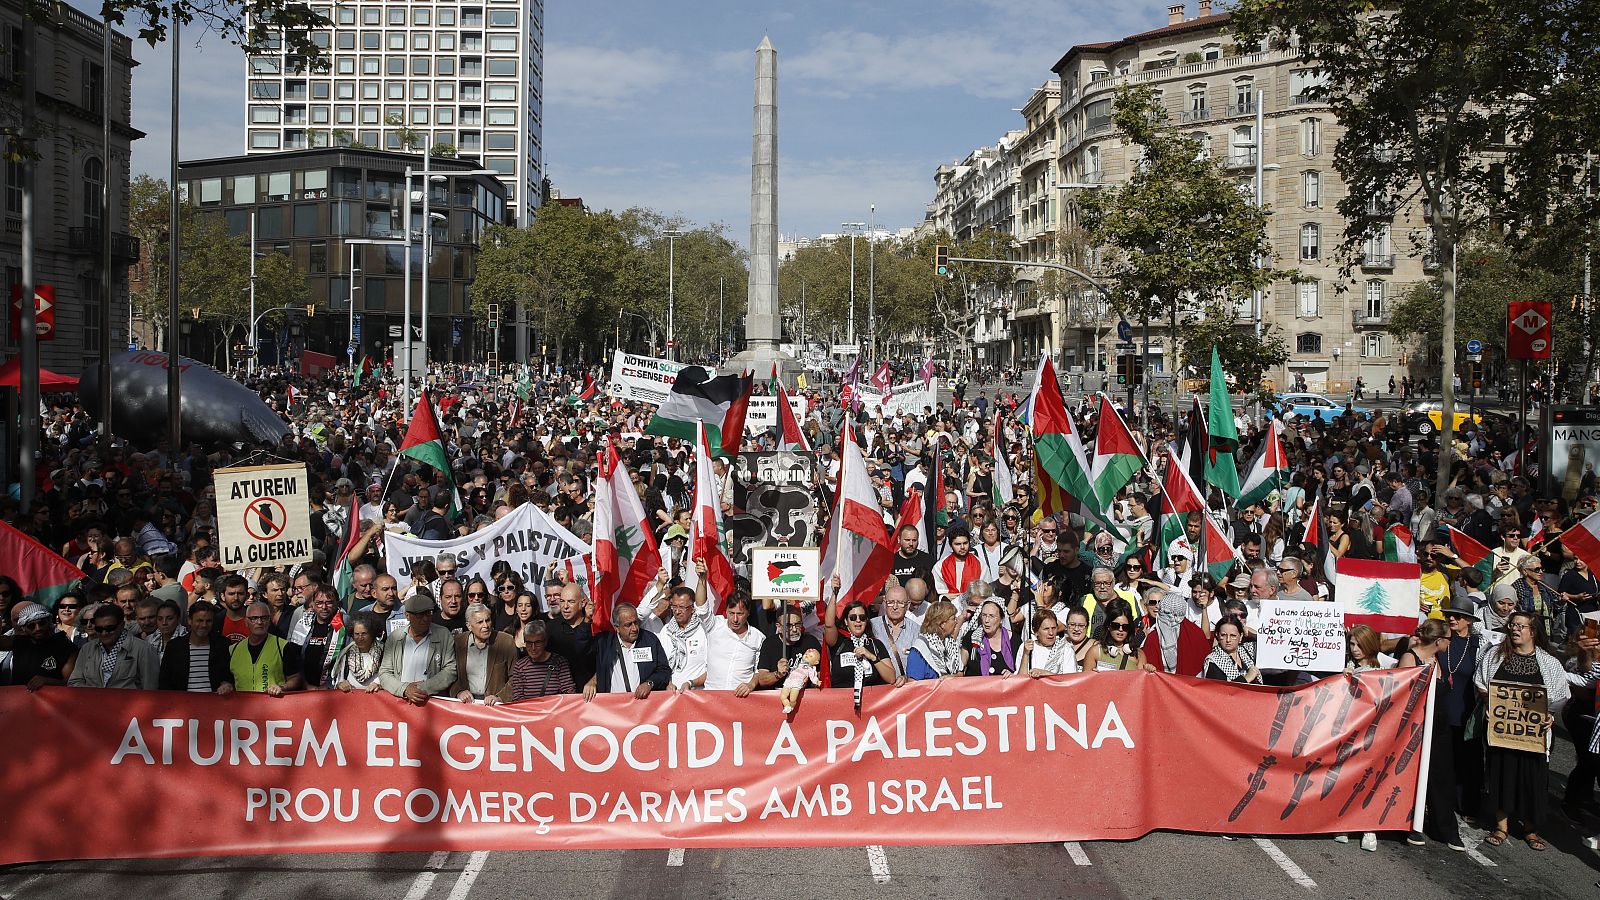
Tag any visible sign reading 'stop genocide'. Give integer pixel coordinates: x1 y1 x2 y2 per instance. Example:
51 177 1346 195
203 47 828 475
214 463 314 567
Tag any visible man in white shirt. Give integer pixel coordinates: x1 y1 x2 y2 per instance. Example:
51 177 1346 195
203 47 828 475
701 595 765 694
659 587 710 693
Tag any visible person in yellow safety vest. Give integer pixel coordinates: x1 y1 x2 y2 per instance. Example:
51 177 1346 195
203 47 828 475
1077 567 1132 633
229 601 306 696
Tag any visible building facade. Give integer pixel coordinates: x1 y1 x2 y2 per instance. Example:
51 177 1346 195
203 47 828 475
0 0 139 375
177 148 507 363
242 0 543 224
1051 2 1422 392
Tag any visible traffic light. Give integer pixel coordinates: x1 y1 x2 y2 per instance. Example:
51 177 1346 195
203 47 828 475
935 245 950 277
1116 355 1133 385
1133 355 1146 386
1470 360 1483 390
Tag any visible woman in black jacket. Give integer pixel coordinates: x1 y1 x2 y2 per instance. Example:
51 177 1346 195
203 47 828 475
158 602 235 693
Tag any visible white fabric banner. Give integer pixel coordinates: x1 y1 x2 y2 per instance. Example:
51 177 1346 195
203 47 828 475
607 352 695 405
384 503 588 593
858 378 938 417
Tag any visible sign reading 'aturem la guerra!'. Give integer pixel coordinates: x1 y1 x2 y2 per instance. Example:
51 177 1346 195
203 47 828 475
214 463 315 567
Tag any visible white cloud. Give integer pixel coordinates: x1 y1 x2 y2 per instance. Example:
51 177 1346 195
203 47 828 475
545 44 681 110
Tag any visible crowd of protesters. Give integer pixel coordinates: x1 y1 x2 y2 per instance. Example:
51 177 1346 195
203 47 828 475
1 355 1598 858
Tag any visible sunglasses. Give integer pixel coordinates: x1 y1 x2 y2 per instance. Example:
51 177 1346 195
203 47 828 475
1108 621 1132 631
467 592 487 599
91 624 121 633
57 604 82 611
845 614 868 622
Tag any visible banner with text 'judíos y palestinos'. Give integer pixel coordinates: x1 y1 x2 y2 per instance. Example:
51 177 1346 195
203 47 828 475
0 668 1436 865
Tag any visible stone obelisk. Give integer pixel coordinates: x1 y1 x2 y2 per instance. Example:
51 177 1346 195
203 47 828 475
731 35 791 379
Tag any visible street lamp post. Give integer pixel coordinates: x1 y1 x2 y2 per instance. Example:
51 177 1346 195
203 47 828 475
403 160 494 408
867 205 876 360
247 209 256 375
842 222 865 347
662 228 682 359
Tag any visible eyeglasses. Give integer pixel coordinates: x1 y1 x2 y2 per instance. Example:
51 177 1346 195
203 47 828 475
1276 567 1296 574
499 584 517 592
1509 623 1532 632
438 570 457 577
1108 622 1131 631
57 604 81 611
845 614 868 622
467 592 487 599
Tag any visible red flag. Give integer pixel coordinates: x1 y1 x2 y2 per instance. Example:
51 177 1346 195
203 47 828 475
591 442 663 633
775 379 811 451
690 420 737 612
869 361 892 391
820 422 894 614
0 519 85 606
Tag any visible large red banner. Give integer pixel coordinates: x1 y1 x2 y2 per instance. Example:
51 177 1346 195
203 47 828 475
0 669 1434 865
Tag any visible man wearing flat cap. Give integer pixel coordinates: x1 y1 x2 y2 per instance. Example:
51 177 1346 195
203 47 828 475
378 590 457 705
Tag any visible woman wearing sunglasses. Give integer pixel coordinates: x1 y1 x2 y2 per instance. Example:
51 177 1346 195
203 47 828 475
1086 599 1146 672
823 577 902 711
53 591 87 646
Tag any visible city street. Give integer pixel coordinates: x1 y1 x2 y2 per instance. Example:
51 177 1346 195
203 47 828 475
3 739 1595 900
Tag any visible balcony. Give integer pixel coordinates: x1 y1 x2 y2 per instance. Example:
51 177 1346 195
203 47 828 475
1290 92 1321 106
1226 101 1257 117
67 227 140 263
1179 108 1211 124
1224 149 1258 169
1086 116 1113 136
1361 253 1396 270
1352 309 1391 329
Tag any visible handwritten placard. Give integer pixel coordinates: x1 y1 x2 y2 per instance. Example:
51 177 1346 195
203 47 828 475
1487 680 1549 753
1256 599 1346 671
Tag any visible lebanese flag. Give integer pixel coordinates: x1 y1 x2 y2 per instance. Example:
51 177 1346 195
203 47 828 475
1561 508 1600 576
1337 558 1422 634
591 441 663 634
895 487 929 555
399 389 459 516
688 419 736 613
869 361 893 392
0 519 85 607
1526 515 1546 550
1382 523 1417 563
285 385 299 408
1238 418 1289 507
819 422 894 615
775 378 811 451
1089 393 1146 510
562 553 595 591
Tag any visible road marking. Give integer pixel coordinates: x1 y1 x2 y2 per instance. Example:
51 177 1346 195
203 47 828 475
1062 842 1092 865
866 845 891 884
402 850 451 900
1252 838 1317 890
666 848 685 867
445 850 490 900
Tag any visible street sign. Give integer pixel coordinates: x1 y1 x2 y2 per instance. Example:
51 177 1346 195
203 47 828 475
1467 352 1482 363
9 284 55 341
1466 339 1483 354
831 344 859 355
346 343 356 358
126 342 137 352
1507 301 1552 359
1117 319 1132 342
352 314 362 342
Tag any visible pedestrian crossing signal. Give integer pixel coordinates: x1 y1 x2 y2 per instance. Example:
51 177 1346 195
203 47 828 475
935 245 949 277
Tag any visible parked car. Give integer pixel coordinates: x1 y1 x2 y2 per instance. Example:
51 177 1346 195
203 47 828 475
1400 401 1511 436
1274 392 1371 423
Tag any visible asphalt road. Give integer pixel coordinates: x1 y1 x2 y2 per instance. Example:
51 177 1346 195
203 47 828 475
3 742 1595 900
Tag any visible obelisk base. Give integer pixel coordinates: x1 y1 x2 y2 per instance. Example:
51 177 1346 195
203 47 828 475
726 346 799 385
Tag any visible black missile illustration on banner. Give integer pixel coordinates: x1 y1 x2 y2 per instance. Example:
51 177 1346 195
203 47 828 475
1229 755 1277 822
1293 687 1332 757
1340 766 1374 816
1330 679 1360 734
1395 668 1432 736
1321 732 1360 800
1378 785 1403 824
1268 691 1302 751
1363 691 1396 752
1393 722 1426 776
1280 758 1323 819
1363 752 1398 809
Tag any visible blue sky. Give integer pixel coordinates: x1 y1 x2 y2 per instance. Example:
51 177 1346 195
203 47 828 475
114 0 1167 240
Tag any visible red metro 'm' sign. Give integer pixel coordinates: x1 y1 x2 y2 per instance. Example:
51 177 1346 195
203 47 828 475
1507 300 1552 360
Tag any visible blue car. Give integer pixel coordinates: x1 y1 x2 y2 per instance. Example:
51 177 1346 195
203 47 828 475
1276 392 1370 423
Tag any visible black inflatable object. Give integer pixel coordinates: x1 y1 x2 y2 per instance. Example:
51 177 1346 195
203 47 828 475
79 351 292 448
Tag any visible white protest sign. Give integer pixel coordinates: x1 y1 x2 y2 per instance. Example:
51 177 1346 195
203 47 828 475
384 503 588 592
1256 599 1346 671
744 394 808 434
214 464 314 567
751 547 821 600
857 378 938 417
607 352 697 405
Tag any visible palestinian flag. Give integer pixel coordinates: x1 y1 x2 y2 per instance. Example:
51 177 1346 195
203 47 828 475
1302 488 1335 586
399 390 460 516
1178 397 1209 497
1238 417 1289 508
1382 523 1417 563
1030 353 1116 535
1562 508 1600 576
332 489 363 607
353 355 373 387
567 370 597 405
765 558 806 588
1205 347 1241 498
1440 524 1495 588
1089 393 1146 510
0 519 85 607
991 410 1014 507
1200 510 1239 581
645 366 753 457
514 366 533 401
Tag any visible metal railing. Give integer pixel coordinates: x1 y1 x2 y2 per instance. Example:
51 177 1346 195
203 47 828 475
1352 308 1391 328
1362 253 1396 269
1180 108 1211 123
67 227 140 262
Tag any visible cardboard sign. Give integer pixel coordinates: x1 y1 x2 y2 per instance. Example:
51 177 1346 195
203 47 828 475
214 463 314 567
1256 599 1346 671
607 352 695 405
744 394 808 435
1486 680 1549 753
751 546 821 599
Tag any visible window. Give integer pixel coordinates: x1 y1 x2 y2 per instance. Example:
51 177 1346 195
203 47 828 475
1299 223 1319 260
487 109 516 125
362 56 380 75
436 83 455 100
1365 279 1386 317
361 7 379 25
489 9 517 25
486 132 515 150
411 57 430 75
438 10 456 25
362 31 380 50
1188 87 1206 113
364 277 387 311
337 58 355 75
1202 43 1221 61
80 276 101 352
250 56 281 74
265 172 291 200
337 32 355 50
1296 333 1322 354
412 107 429 125
487 59 516 76
413 33 430 51
387 82 405 100
1290 68 1328 103
387 33 405 50
462 34 483 52
337 6 355 24
463 9 484 26
436 108 454 125
250 81 280 100
413 7 430 24
1363 333 1385 358
1303 170 1320 208
387 7 404 24
1297 280 1319 318
81 158 104 232
250 106 281 124
1300 118 1321 156
249 130 280 149
258 206 284 239
489 35 517 52
387 57 405 75
291 203 317 237
1365 225 1392 265
438 35 456 52
336 82 355 100
311 82 330 100
233 175 256 204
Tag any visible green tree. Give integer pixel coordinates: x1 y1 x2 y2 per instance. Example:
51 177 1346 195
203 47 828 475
1230 0 1594 499
1075 84 1276 386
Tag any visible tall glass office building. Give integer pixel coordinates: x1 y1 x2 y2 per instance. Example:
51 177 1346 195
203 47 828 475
243 0 544 224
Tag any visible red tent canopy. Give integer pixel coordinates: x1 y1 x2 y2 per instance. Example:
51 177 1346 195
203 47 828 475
0 357 79 393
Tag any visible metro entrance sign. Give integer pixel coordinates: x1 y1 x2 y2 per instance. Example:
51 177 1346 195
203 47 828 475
1507 300 1552 360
